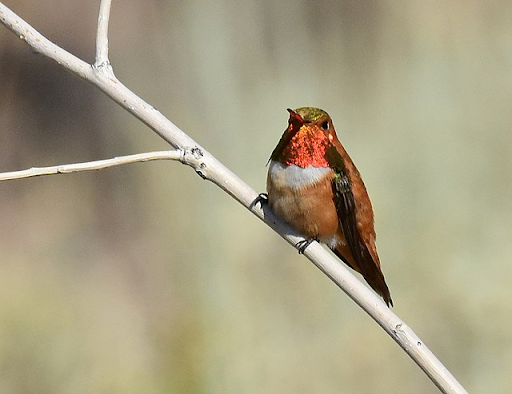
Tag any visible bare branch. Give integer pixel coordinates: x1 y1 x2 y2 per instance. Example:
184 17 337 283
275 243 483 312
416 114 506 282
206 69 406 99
0 4 468 394
0 4 93 81
0 151 181 181
95 0 112 67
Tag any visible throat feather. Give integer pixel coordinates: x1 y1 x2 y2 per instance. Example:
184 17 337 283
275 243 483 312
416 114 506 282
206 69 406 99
281 130 330 168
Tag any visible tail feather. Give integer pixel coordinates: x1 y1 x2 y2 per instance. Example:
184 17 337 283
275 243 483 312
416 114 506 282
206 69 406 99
333 244 393 307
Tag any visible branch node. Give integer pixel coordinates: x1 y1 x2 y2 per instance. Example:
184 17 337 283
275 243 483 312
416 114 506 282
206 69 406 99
195 163 208 179
179 147 207 179
178 149 187 164
191 147 204 159
92 61 115 80
93 60 111 69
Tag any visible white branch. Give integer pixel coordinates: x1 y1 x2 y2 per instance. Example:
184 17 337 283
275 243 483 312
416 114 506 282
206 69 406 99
95 0 112 66
0 4 468 394
0 151 181 181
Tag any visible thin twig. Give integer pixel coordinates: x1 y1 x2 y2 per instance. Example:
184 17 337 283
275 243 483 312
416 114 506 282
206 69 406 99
0 4 468 394
95 0 112 66
0 151 181 181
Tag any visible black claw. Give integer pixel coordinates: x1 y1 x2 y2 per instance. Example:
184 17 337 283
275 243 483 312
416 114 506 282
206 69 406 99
257 192 268 202
295 238 317 254
251 193 269 209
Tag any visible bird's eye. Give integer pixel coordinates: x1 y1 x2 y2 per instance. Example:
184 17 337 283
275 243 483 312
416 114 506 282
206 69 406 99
321 120 329 130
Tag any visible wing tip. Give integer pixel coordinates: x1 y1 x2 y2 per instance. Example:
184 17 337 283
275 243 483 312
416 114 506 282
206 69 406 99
381 287 393 307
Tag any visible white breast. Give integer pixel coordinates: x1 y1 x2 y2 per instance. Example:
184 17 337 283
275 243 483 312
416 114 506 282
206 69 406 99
268 160 331 190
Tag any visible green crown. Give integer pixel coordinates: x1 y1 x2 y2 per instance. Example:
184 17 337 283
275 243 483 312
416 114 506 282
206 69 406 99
294 107 328 122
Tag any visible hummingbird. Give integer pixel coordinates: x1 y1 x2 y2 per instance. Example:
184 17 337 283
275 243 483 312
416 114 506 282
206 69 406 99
266 107 392 306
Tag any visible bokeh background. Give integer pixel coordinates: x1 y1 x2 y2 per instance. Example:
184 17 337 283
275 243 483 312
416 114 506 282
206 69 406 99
1 0 512 393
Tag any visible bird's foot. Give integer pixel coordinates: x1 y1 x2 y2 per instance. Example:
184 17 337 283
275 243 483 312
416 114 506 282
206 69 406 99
251 193 268 209
295 238 317 254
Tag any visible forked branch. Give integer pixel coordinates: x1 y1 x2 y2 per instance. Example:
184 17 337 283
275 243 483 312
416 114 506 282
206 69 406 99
0 2 468 393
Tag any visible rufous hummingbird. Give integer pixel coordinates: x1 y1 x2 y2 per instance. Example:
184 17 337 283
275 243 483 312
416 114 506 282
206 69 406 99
266 107 392 306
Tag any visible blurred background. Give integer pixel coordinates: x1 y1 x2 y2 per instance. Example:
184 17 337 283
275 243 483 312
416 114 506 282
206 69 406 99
1 0 511 393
